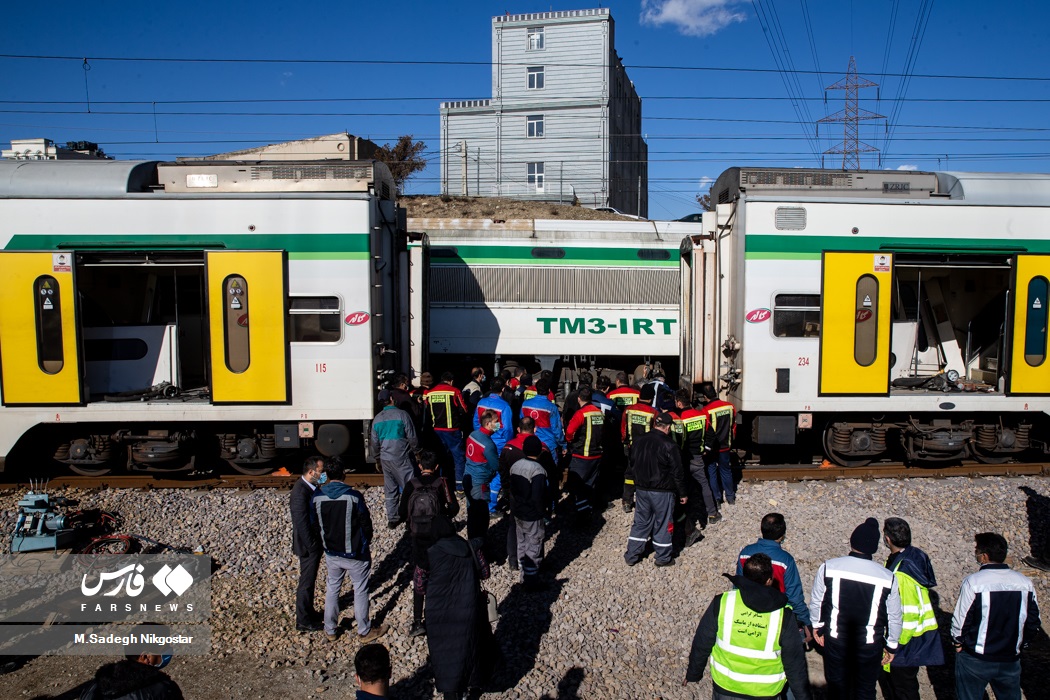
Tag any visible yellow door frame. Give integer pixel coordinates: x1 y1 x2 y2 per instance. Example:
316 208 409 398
819 251 893 396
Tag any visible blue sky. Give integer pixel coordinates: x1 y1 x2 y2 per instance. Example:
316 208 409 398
2 1 1048 218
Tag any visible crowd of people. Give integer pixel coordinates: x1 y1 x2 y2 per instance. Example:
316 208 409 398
286 366 1045 700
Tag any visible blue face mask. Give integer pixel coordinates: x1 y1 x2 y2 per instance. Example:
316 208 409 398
156 654 172 669
317 473 328 486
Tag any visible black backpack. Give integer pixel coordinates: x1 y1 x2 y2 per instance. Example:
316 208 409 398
407 477 443 536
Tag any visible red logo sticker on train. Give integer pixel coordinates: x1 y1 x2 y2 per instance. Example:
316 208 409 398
345 311 370 326
745 308 771 323
237 314 249 328
855 309 873 322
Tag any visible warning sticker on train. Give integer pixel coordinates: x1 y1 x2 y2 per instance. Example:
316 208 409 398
745 308 771 323
874 254 891 272
52 253 71 273
345 311 370 326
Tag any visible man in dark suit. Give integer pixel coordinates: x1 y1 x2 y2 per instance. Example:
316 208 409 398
292 455 325 631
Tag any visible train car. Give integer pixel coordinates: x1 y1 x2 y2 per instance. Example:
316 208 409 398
408 217 699 387
682 167 1050 466
0 159 409 475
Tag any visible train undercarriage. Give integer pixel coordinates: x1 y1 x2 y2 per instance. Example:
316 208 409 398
746 412 1048 467
12 421 363 477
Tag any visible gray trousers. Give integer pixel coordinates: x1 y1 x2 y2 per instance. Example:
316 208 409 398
514 518 545 580
324 555 372 636
382 458 415 522
688 457 718 516
624 490 675 565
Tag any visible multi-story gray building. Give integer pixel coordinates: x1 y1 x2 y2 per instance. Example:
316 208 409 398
440 8 647 216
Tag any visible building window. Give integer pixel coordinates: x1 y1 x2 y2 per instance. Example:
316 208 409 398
527 115 544 138
528 27 544 50
527 162 544 192
773 294 820 338
527 66 544 90
290 296 342 343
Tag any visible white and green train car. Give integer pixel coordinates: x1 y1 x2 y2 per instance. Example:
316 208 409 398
411 218 699 385
682 167 1050 465
0 159 409 474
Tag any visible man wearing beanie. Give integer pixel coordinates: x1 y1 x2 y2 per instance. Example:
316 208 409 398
508 435 549 590
620 384 658 512
810 517 903 700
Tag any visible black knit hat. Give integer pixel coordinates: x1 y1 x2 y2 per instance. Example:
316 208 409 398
850 518 881 554
522 435 544 458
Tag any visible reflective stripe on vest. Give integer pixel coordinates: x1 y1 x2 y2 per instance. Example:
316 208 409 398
894 566 938 641
710 590 788 696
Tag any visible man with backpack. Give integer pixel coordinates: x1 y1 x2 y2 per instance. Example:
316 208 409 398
398 450 459 638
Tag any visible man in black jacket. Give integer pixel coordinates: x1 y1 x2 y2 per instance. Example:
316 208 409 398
683 553 812 700
623 412 686 567
290 455 325 632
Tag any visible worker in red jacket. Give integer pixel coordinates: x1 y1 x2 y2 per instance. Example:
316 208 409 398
564 389 605 521
620 384 658 512
699 382 736 506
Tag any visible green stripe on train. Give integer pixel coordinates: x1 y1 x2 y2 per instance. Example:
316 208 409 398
745 233 1050 260
431 244 678 267
3 233 371 260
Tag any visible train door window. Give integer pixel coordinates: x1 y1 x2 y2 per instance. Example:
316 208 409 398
290 296 342 343
527 66 545 90
773 294 820 338
527 115 544 138
527 162 544 192
34 275 64 374
223 275 250 373
527 27 544 51
854 275 879 366
1023 276 1048 366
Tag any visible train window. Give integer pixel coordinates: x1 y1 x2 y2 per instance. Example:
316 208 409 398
223 275 250 373
854 275 879 366
773 294 820 338
430 247 459 259
531 247 564 259
34 275 64 374
290 296 342 343
637 249 670 261
1023 276 1048 366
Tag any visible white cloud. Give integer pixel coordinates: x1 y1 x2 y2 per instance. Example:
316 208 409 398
896 164 918 171
640 0 750 37
698 175 715 189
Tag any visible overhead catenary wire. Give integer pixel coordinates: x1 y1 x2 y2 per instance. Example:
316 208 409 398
1 52 1049 82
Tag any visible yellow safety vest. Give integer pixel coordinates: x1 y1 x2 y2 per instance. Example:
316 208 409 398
710 590 788 697
884 561 938 670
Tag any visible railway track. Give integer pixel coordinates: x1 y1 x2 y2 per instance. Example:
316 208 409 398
1 462 1047 491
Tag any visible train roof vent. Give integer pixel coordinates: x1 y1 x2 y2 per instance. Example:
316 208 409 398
775 207 807 230
157 160 396 198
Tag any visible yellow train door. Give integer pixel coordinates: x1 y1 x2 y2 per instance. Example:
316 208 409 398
205 251 289 404
819 252 893 395
1009 254 1050 395
0 251 84 405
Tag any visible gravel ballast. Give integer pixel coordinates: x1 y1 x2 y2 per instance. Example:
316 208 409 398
0 475 1047 699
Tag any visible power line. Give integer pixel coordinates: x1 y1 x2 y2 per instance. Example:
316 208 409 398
2 53 1049 81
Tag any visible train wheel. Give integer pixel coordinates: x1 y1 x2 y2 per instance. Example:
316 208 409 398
822 427 874 468
225 460 276 476
971 449 1012 465
68 464 114 477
